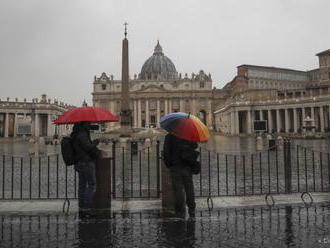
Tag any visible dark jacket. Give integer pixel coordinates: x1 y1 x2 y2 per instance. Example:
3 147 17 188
71 124 101 163
163 133 198 169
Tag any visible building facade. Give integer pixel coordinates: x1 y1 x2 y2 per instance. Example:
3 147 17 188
215 49 330 134
0 94 72 138
93 41 224 129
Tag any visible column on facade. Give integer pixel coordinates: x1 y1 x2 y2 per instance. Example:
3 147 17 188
164 99 168 115
133 100 137 127
192 98 196 116
4 113 9 137
247 110 252 134
156 99 160 128
293 108 298 133
276 109 281 133
145 99 149 127
260 110 263 120
285 109 289 133
267 110 272 133
137 99 141 128
320 106 324 132
169 99 172 113
179 99 184 113
311 107 315 132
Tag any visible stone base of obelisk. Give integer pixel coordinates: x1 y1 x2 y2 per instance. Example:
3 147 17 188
118 126 132 137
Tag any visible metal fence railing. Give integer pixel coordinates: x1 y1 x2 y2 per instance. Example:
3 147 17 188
0 139 329 201
0 154 77 200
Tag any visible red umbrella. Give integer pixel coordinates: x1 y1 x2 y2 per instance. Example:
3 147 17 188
54 106 118 124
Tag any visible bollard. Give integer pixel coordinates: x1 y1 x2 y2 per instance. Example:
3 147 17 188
256 135 263 151
277 136 283 151
283 138 292 193
91 153 111 209
161 159 185 213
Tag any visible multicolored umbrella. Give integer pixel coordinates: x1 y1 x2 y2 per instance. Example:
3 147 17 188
160 112 210 142
54 106 118 124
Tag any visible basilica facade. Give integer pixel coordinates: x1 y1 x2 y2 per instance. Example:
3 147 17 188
92 41 223 130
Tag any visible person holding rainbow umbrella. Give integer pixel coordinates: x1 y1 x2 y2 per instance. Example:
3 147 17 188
160 112 210 218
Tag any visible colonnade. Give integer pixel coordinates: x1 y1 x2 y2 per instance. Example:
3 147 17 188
230 104 330 134
0 112 56 138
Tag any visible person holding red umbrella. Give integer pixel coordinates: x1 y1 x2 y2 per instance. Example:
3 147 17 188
54 106 118 215
71 121 101 212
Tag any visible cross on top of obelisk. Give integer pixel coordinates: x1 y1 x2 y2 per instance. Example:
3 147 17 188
124 22 128 38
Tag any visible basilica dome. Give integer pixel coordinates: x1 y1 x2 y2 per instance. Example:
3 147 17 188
140 41 178 80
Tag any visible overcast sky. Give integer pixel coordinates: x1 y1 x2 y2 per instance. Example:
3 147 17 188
0 0 329 106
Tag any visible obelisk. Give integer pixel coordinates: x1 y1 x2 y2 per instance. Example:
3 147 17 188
120 22 132 136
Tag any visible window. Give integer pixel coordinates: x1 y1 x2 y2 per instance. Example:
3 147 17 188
200 81 205 88
17 113 24 119
101 84 106 90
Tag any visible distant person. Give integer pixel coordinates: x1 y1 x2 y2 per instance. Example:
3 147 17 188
163 133 200 218
71 121 101 212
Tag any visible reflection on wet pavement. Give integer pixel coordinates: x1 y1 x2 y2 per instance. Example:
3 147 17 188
1 203 330 247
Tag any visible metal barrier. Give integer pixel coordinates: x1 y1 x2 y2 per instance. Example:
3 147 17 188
1 139 330 201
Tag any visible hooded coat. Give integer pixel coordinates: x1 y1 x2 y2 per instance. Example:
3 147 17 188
163 133 198 170
70 123 101 163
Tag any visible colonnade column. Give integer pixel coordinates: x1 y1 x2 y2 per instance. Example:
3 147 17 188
285 109 289 133
47 113 52 137
34 113 39 137
247 110 252 134
276 109 281 133
320 106 325 132
234 110 239 134
4 113 9 137
137 99 141 128
145 100 149 127
302 107 305 122
14 113 18 137
156 100 160 128
293 108 298 133
267 110 272 133
311 107 315 133
231 111 235 134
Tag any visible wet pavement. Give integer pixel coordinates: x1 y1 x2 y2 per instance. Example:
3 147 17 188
1 202 330 247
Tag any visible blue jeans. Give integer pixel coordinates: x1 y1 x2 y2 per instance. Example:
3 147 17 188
77 161 96 209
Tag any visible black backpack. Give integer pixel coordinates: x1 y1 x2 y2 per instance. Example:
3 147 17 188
61 137 75 166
